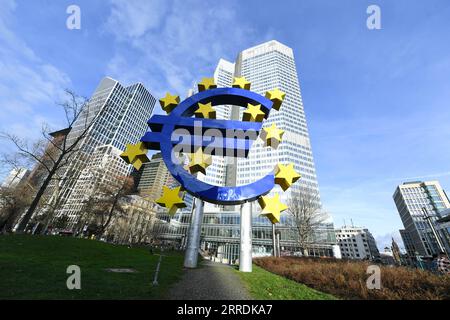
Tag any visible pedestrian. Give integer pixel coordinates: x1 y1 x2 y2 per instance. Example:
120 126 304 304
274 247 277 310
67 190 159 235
436 252 450 275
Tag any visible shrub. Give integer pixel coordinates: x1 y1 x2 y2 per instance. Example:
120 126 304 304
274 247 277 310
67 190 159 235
254 257 450 300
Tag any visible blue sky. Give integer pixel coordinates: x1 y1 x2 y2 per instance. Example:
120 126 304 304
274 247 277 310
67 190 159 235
1 0 450 249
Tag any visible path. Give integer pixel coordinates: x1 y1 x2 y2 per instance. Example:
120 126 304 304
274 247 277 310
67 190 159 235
167 260 253 300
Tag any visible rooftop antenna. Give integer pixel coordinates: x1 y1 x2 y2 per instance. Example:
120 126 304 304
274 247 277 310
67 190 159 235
351 219 354 227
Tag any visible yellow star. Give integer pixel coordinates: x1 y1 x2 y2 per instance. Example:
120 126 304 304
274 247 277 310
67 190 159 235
159 92 180 114
258 193 288 224
198 77 217 92
232 77 251 90
155 186 187 216
188 148 212 175
120 142 149 170
194 102 216 119
242 103 265 122
261 123 284 148
265 88 286 111
275 163 301 191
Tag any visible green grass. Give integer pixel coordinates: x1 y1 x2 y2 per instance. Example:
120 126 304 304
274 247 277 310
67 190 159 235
236 265 336 300
0 234 184 299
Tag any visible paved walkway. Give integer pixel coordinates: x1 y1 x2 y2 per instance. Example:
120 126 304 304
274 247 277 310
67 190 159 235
167 260 253 300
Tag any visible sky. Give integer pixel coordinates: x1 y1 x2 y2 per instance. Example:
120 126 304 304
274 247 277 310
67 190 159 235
1 0 450 250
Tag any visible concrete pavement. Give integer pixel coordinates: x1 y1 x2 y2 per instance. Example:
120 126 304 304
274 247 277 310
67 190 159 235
167 260 252 300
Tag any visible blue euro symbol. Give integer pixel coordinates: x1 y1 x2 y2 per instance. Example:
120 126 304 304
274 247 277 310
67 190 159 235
140 87 275 205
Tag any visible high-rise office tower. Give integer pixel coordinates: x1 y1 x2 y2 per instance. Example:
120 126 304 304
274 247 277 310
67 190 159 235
26 128 71 192
198 59 236 211
55 77 156 227
65 77 156 154
234 40 320 203
199 59 235 188
1 168 29 188
393 180 450 257
202 41 322 206
399 229 416 258
231 41 334 253
133 153 175 202
213 58 235 119
158 40 337 260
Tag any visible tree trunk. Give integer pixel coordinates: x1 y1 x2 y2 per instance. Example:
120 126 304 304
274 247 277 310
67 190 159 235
16 169 55 232
2 209 20 233
0 215 9 232
96 194 120 240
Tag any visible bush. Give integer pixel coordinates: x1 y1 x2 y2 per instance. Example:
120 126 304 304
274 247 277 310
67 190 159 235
254 257 450 300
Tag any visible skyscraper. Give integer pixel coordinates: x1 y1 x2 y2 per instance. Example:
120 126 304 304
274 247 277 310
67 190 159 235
235 41 321 204
134 153 175 202
393 180 450 257
399 229 416 258
200 58 236 211
231 41 334 256
202 41 322 206
1 168 29 188
158 40 337 260
54 77 156 227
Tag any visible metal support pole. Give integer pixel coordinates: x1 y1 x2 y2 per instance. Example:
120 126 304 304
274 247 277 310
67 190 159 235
239 202 252 272
276 231 281 257
184 199 204 268
272 224 277 257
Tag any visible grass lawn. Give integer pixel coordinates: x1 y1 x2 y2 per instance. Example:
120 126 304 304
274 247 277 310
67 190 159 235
0 234 184 299
236 265 336 300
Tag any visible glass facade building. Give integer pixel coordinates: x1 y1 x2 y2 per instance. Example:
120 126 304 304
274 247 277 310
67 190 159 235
54 77 156 227
155 41 337 262
394 180 450 257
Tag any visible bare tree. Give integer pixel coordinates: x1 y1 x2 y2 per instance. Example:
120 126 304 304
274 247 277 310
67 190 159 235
287 187 327 256
84 176 134 240
0 90 108 232
129 208 157 245
0 184 33 233
109 207 156 245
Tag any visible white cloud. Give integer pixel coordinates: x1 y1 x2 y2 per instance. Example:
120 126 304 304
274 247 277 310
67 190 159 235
105 0 169 39
387 172 450 182
0 1 71 139
103 0 259 98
